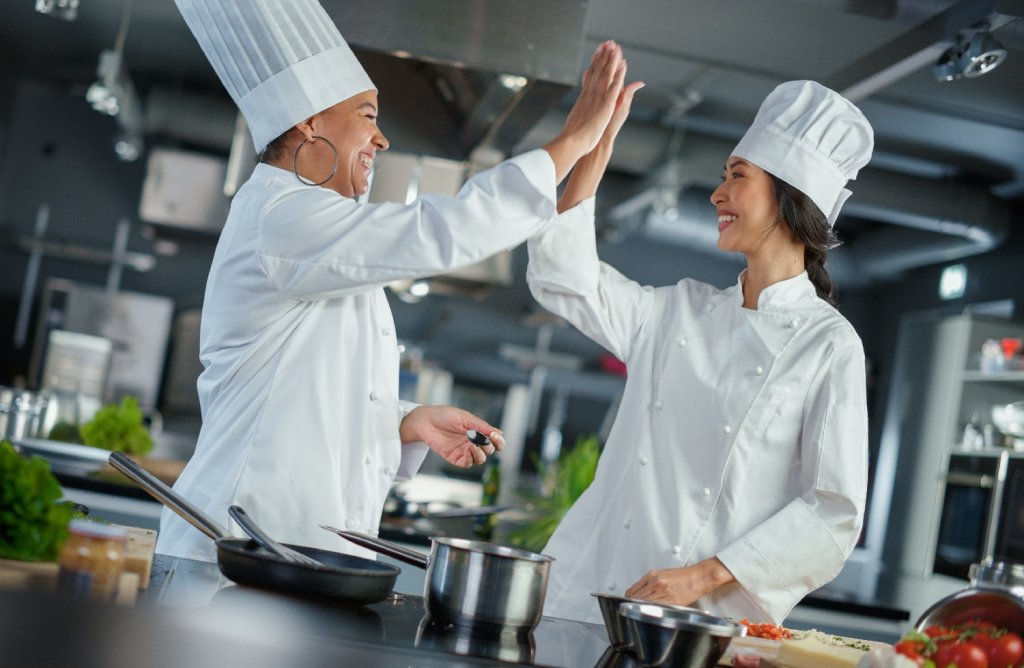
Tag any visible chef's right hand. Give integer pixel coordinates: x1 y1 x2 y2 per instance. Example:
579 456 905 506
399 405 505 467
544 41 625 183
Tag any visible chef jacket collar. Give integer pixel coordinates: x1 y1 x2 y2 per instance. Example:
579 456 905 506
735 270 817 311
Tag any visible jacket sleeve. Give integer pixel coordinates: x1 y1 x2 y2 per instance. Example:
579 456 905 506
716 335 868 623
256 150 558 300
526 198 655 362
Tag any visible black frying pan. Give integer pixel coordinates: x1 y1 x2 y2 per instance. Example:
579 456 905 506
108 452 398 605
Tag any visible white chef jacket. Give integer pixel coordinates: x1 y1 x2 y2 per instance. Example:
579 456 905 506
157 149 578 563
526 200 868 625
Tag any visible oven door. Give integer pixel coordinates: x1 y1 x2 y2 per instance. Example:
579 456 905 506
994 455 1024 563
933 452 1005 580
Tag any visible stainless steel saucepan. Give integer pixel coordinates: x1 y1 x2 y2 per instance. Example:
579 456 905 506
322 526 553 634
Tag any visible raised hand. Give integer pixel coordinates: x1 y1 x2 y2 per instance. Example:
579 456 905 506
544 41 626 183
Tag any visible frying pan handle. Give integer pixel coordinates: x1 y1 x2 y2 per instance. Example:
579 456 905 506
320 525 429 569
108 451 229 541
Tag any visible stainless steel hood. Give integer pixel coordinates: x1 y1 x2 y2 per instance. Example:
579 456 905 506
329 0 590 160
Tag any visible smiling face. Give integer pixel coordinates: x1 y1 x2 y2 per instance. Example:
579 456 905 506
709 157 790 257
305 90 389 198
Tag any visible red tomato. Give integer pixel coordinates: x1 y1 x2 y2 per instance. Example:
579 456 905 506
893 640 925 666
925 625 952 638
933 640 989 668
987 631 1023 668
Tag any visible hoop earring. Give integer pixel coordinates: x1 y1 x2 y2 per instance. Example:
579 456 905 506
292 135 339 187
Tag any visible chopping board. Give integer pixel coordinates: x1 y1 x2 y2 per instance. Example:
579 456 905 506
721 631 890 667
0 524 157 605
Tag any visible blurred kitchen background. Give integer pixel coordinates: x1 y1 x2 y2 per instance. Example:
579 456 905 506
1 0 1023 628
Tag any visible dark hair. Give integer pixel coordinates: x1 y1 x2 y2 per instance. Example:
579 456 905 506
258 130 291 164
767 174 841 307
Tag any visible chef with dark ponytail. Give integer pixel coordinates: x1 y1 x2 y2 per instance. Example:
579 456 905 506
527 79 875 625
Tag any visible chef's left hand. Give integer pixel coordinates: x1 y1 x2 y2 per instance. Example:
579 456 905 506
400 405 505 468
624 557 735 607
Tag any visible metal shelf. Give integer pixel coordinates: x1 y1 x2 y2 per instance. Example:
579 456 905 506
962 370 1024 383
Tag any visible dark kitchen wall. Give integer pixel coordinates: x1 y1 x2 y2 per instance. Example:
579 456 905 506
0 77 216 384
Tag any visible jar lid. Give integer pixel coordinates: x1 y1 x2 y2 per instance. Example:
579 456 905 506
969 559 1024 594
68 519 128 541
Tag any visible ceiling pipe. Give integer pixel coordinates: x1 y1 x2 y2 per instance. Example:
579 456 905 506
518 111 1011 285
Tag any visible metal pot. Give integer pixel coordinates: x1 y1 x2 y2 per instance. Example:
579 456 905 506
325 527 553 633
108 452 399 605
0 387 47 440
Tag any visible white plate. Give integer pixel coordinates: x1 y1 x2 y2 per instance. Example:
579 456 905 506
14 438 111 473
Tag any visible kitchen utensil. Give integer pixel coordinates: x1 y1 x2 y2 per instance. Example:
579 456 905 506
322 525 553 633
617 602 744 668
108 452 398 605
916 587 1024 636
228 504 321 568
466 430 491 447
592 593 710 651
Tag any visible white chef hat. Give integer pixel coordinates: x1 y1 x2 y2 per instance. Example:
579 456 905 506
174 0 376 153
731 80 873 227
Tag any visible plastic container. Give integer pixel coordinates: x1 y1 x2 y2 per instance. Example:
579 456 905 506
57 520 128 603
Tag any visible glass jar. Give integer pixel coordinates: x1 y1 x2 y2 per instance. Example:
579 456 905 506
58 520 128 603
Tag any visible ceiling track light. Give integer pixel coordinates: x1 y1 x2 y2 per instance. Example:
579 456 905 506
934 23 1008 82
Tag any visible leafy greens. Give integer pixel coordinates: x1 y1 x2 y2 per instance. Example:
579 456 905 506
0 439 78 561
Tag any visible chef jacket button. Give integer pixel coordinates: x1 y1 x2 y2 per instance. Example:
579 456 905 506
639 455 649 466
677 338 687 347
364 455 372 465
702 487 711 497
789 319 799 329
369 391 379 401
381 327 391 336
755 365 764 376
607 583 617 591
345 519 357 529
655 400 663 410
723 425 732 435
397 344 406 354
623 519 631 529
671 545 681 556
384 466 395 477
705 304 713 312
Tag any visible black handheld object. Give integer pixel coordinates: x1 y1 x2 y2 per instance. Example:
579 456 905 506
466 430 491 447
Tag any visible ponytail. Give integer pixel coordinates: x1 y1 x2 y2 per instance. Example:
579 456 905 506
769 175 841 307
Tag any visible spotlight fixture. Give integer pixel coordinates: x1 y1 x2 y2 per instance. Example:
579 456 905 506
35 0 79 21
959 30 1007 78
934 24 1007 82
85 0 145 161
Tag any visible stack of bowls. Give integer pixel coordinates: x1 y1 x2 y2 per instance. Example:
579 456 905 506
592 593 745 668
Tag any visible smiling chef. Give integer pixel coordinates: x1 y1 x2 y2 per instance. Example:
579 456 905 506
527 79 875 625
157 0 628 563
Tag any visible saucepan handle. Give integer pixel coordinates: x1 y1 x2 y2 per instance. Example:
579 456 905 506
320 525 429 569
108 451 229 541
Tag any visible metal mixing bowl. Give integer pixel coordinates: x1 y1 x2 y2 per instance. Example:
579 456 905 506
618 602 745 668
916 587 1024 637
592 593 710 651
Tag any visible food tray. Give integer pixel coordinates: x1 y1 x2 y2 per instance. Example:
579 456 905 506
13 438 110 474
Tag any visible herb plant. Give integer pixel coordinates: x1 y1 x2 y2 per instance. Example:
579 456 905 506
0 439 79 562
80 396 154 455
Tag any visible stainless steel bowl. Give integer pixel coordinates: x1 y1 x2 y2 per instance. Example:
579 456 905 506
618 602 745 668
592 593 710 651
916 587 1024 637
